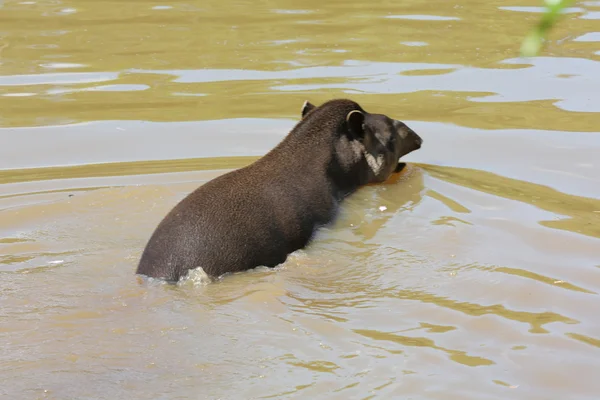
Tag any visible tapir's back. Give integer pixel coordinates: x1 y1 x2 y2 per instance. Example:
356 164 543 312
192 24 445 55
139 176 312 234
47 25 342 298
135 98 422 282
136 162 334 281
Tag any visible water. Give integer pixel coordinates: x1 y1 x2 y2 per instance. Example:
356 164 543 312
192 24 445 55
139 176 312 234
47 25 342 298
1 0 600 398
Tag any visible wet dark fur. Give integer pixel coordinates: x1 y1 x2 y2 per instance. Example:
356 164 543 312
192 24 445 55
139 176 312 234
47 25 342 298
136 99 422 281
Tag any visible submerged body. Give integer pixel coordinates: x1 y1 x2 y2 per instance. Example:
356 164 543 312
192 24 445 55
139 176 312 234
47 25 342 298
136 99 422 281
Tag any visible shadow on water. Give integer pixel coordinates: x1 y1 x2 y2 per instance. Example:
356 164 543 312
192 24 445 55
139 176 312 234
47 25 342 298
421 163 600 239
354 328 495 367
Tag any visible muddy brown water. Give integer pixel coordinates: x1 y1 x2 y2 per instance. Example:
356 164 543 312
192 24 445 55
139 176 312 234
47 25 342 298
1 0 600 399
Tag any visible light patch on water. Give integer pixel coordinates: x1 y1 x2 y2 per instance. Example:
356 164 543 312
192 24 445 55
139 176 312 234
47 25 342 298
28 44 58 50
272 9 313 14
178 266 212 286
2 92 36 97
131 61 459 84
401 41 428 47
574 32 600 42
88 84 150 92
270 39 301 45
271 57 600 113
41 30 69 37
152 5 173 10
40 62 86 69
386 15 460 21
581 12 600 19
172 92 207 97
0 72 119 87
46 84 150 95
499 6 583 13
58 8 77 15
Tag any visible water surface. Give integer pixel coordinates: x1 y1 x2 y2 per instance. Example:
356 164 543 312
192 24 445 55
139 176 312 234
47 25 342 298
1 0 600 399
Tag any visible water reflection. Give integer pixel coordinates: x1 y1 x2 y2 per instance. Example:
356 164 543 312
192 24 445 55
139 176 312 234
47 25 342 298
354 329 494 367
424 164 600 239
1 0 599 130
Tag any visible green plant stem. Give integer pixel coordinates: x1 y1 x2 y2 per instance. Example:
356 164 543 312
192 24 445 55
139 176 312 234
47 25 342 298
520 0 574 57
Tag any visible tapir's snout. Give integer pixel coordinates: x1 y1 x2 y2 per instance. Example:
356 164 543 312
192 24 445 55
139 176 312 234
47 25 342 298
406 126 423 149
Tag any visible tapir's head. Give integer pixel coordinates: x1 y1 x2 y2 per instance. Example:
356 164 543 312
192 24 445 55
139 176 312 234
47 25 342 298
301 99 423 184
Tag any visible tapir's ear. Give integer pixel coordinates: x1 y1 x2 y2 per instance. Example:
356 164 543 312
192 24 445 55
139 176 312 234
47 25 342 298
346 110 365 139
301 100 316 118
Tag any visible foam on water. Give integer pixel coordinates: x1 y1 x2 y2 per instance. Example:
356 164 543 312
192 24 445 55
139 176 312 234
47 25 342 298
178 266 213 286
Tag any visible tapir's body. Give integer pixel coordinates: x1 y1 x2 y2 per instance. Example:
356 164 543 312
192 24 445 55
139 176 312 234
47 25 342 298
136 99 422 281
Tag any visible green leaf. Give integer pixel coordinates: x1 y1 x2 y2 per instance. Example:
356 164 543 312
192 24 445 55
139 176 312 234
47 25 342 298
520 0 574 57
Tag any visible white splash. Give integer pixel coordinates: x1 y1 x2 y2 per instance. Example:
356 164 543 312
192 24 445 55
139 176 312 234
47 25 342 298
178 266 212 286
